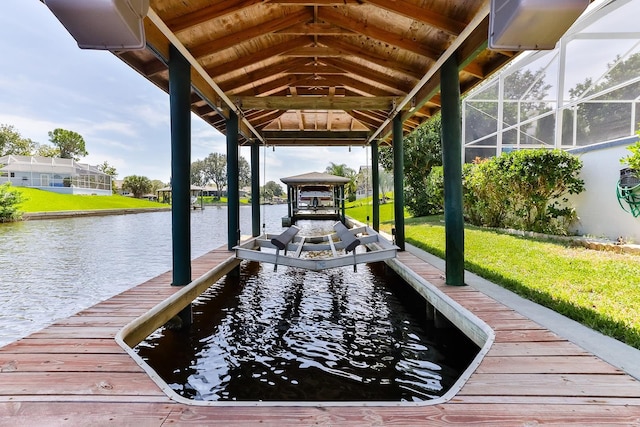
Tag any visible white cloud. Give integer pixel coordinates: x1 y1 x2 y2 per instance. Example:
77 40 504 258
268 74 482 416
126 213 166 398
0 0 374 187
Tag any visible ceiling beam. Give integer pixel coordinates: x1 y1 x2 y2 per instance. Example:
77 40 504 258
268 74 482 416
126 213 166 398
261 138 368 147
276 22 355 36
270 86 348 96
232 74 312 97
269 0 361 4
284 63 347 75
318 76 403 97
282 46 346 58
238 96 400 111
262 130 370 139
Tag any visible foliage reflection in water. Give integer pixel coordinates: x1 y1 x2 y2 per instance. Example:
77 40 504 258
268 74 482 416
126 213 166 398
136 225 478 401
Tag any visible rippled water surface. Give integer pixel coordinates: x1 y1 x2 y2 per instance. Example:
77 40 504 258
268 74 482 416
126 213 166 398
136 221 478 402
0 204 287 347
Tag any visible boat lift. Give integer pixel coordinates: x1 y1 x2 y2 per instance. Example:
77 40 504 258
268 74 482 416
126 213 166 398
234 222 398 272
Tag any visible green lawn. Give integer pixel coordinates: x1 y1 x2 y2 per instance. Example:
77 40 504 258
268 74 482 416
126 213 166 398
344 196 407 223
16 188 167 212
347 203 640 350
13 189 640 349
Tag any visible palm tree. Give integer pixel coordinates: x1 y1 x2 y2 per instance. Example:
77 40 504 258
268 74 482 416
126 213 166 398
345 170 358 201
325 162 353 177
326 162 357 201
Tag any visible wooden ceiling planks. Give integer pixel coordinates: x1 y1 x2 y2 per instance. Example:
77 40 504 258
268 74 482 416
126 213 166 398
121 0 517 146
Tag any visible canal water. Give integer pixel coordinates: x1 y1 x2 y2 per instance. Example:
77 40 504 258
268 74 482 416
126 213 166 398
0 204 287 347
135 221 479 403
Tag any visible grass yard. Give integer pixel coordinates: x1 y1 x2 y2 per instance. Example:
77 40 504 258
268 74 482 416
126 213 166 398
344 196 406 224
16 188 167 212
347 204 640 350
12 189 640 349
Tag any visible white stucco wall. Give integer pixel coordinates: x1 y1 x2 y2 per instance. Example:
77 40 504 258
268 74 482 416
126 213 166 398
568 139 640 243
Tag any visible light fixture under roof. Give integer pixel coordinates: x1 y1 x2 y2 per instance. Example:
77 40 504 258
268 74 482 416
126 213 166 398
489 0 589 50
44 0 149 50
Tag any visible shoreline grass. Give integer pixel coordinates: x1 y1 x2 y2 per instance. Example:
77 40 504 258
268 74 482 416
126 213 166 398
12 190 640 349
13 189 251 214
346 200 640 350
15 188 167 213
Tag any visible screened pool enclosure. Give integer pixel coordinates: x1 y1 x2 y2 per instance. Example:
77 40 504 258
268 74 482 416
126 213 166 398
463 0 640 160
0 155 112 196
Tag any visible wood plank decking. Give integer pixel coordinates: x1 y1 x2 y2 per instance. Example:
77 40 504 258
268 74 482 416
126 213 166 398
1 247 640 426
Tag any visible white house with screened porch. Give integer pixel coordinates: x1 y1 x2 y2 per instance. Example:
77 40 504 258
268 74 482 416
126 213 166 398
0 155 112 196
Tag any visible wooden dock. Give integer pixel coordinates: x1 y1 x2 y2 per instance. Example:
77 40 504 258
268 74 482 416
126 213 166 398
1 247 640 425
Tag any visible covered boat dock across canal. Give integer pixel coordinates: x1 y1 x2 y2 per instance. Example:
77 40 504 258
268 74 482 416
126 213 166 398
4 0 639 423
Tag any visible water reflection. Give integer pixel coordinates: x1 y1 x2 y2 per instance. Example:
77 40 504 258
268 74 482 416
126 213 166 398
0 204 287 347
137 259 477 402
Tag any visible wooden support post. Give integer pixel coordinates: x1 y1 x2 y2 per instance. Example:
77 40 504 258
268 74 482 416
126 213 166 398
393 115 405 251
441 55 465 286
371 140 380 232
251 141 260 237
169 44 192 326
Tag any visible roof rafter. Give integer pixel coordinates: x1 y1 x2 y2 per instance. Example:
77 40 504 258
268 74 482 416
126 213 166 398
363 0 466 36
167 0 268 33
317 7 441 60
205 36 312 79
319 37 424 80
190 9 312 59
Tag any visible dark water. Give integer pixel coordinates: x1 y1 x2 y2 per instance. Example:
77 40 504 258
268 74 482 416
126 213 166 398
136 222 479 402
0 204 287 347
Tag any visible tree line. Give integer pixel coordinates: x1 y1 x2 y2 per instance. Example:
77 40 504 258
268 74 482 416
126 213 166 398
1 125 88 160
0 124 167 198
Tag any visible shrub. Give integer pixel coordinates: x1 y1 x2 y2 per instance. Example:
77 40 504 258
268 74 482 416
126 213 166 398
620 140 640 171
0 182 24 222
405 166 444 217
495 149 584 233
445 150 583 234
463 158 512 227
380 115 442 216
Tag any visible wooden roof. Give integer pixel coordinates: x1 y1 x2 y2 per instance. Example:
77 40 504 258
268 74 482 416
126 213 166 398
280 171 350 185
115 0 518 147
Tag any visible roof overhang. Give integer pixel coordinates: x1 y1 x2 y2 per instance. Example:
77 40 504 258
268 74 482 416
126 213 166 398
40 0 590 147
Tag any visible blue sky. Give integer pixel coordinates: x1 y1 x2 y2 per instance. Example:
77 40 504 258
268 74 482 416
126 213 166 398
0 1 368 185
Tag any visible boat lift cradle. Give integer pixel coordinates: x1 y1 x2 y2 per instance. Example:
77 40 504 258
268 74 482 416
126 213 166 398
233 222 398 272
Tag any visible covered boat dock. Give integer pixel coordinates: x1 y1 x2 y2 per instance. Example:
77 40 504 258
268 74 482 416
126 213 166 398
2 244 640 424
280 171 350 225
9 1 631 423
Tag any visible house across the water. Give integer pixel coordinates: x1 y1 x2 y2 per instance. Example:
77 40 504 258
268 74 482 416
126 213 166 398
0 155 112 196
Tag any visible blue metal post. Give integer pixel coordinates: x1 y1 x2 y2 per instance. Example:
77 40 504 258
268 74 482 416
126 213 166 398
251 141 260 237
371 140 380 231
227 111 240 250
341 186 346 223
393 115 405 251
441 55 465 286
169 44 192 325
